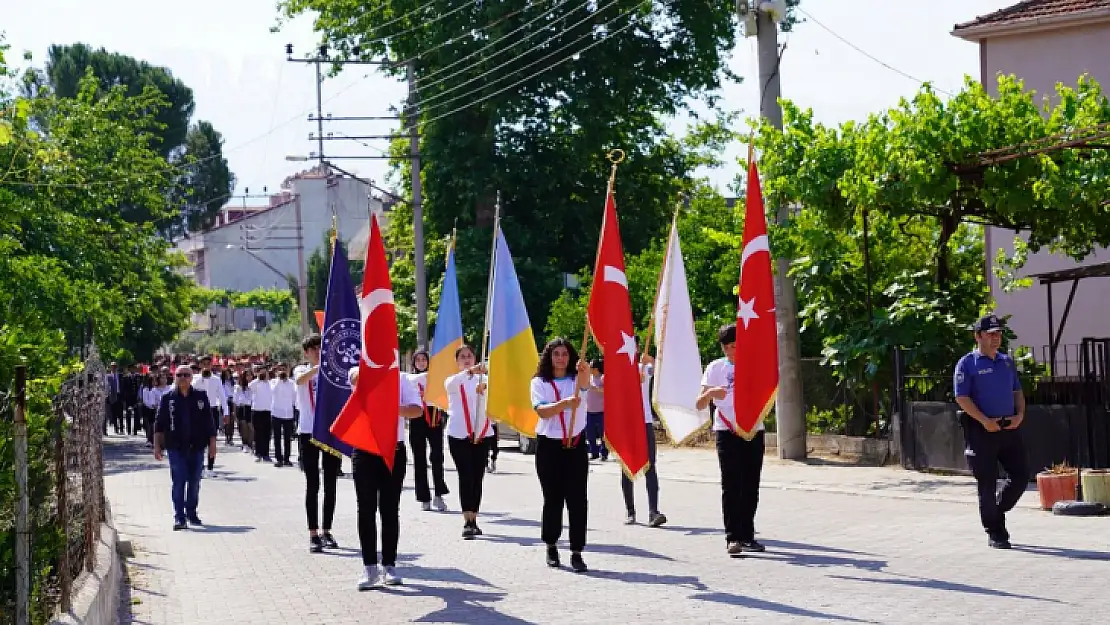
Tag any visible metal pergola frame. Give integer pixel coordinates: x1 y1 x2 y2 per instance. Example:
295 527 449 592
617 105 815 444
1028 260 1110 373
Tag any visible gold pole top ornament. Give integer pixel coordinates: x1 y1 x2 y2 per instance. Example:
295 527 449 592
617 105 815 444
607 148 626 165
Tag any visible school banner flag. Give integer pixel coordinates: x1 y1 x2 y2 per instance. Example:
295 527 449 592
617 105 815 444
426 243 464 411
732 151 779 438
486 229 540 437
587 186 649 478
331 215 402 469
312 242 358 458
652 219 710 444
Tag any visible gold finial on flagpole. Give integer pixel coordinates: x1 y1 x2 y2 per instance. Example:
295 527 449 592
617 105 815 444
329 213 338 251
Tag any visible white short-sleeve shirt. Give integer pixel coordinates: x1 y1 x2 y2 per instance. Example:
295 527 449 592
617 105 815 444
640 363 654 424
397 374 421 440
444 371 494 440
293 364 318 434
530 376 587 439
249 378 273 412
702 357 765 433
270 378 297 419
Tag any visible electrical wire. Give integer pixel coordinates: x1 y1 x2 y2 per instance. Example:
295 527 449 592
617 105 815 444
797 7 951 96
418 8 643 129
359 0 483 48
397 0 555 69
411 0 623 112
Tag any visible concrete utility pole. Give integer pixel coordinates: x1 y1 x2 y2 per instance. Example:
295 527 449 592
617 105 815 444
293 194 310 336
407 61 428 349
754 3 807 460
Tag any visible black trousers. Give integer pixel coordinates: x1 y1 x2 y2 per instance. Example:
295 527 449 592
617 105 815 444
716 429 765 543
536 435 589 552
272 418 294 462
301 433 342 531
448 436 490 513
410 416 449 502
124 400 139 435
489 424 500 461
224 401 236 443
109 400 124 433
143 406 156 444
621 422 660 515
964 423 1028 540
253 410 272 458
352 445 407 567
236 405 253 449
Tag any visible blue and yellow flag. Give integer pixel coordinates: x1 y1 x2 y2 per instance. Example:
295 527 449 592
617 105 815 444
312 241 358 458
425 243 463 410
487 229 539 437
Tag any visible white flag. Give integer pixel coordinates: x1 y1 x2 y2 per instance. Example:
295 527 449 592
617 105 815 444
651 221 710 444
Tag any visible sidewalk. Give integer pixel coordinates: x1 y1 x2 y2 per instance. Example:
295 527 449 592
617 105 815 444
498 444 1041 509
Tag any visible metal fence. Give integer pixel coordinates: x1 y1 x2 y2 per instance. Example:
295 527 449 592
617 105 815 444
4 349 106 625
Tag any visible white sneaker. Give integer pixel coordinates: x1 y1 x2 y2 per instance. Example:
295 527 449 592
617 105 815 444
382 566 402 586
433 496 447 512
357 565 380 591
421 501 432 512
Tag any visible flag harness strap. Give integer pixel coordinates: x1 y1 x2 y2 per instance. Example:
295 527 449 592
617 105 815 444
459 383 489 444
549 381 580 449
417 383 438 427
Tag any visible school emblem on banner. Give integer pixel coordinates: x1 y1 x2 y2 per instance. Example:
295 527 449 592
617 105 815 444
322 319 361 390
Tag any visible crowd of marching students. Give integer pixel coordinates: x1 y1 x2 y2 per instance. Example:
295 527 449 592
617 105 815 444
125 318 765 591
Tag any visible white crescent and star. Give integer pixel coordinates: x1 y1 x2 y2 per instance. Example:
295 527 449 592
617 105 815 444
358 288 399 370
603 265 627 288
737 234 773 330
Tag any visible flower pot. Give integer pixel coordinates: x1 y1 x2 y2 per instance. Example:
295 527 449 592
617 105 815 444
1080 469 1110 506
1036 471 1079 510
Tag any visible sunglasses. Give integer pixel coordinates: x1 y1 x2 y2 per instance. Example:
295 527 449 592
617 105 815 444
176 372 192 378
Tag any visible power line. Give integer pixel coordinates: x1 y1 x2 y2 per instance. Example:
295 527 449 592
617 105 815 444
797 7 951 97
360 0 484 48
398 0 554 69
418 9 643 129
417 0 636 118
412 0 622 112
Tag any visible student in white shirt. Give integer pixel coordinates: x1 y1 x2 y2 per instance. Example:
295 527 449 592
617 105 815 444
270 365 297 467
348 367 423 589
620 353 668 527
294 334 342 554
696 323 766 556
233 372 254 454
221 370 236 445
141 375 158 447
193 357 228 477
407 350 450 512
444 345 495 539
249 368 274 463
530 337 592 573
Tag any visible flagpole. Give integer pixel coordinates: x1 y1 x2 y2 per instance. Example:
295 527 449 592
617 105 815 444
571 149 624 444
639 195 684 369
474 192 501 443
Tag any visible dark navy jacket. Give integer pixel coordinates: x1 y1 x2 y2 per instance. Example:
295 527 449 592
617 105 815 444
155 387 216 452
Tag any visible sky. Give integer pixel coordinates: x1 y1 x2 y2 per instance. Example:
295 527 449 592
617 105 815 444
4 0 1014 202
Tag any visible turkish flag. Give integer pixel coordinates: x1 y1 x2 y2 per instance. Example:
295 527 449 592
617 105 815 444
331 214 401 469
587 188 649 477
732 155 779 437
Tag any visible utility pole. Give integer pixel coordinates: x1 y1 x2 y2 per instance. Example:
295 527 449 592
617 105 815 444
752 2 807 460
407 61 428 349
294 194 310 336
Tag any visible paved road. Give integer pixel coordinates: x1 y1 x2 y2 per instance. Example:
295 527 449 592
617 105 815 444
105 435 1108 625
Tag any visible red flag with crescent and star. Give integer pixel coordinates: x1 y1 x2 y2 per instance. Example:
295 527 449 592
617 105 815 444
331 214 401 469
732 150 779 438
587 186 649 477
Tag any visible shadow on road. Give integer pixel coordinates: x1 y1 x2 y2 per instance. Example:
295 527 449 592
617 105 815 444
757 541 888 572
402 582 537 625
692 591 874 623
188 524 255 534
584 569 708 591
827 573 1061 603
1012 544 1110 561
478 533 675 561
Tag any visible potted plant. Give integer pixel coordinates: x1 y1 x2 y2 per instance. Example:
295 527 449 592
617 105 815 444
1080 469 1110 506
1036 463 1079 510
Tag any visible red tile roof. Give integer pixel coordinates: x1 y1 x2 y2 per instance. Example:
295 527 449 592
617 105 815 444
955 0 1110 33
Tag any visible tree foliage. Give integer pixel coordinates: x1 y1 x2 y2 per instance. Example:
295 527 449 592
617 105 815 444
31 43 235 232
277 0 791 339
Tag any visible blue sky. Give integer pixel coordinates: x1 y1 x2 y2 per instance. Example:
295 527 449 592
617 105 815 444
5 0 1011 200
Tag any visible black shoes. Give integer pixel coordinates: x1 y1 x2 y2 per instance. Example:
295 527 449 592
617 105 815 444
173 520 186 531
462 525 477 540
740 540 765 553
989 537 1012 549
648 512 668 528
186 516 203 526
546 545 560 568
570 552 587 573
322 533 339 549
310 535 324 553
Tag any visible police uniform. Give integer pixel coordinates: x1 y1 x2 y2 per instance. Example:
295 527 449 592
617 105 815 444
155 385 217 527
954 315 1027 548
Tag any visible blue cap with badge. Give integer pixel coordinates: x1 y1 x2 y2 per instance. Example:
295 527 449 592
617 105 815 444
974 314 1004 333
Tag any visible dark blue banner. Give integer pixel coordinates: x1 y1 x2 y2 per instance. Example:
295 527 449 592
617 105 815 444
312 241 358 457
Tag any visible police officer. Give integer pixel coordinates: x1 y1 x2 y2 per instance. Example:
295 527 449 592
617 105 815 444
954 314 1027 549
154 364 218 531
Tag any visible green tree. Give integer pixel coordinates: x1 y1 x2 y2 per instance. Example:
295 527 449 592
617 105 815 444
278 0 797 338
33 44 235 230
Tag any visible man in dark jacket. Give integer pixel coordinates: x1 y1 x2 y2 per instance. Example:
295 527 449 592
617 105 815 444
155 365 218 530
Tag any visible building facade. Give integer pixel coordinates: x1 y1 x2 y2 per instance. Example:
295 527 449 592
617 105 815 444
177 165 391 331
952 0 1110 365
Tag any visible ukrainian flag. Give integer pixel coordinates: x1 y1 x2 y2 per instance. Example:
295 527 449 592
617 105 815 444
425 243 463 411
487 229 539 437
